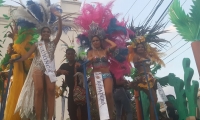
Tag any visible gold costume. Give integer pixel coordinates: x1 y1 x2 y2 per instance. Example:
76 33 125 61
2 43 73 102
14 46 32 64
4 30 37 120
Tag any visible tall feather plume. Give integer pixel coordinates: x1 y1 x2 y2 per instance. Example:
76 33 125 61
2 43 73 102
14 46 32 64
128 23 169 49
40 0 51 22
26 0 44 23
127 0 172 66
11 0 42 24
128 0 171 49
12 7 39 26
11 0 77 35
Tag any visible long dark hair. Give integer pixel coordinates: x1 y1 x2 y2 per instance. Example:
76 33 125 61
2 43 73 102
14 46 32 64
90 35 104 50
41 27 51 34
134 43 146 53
40 27 51 40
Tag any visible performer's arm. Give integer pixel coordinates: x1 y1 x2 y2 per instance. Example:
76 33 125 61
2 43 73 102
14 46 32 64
52 9 62 45
56 64 69 76
87 50 95 65
105 38 117 53
12 44 36 62
56 69 68 76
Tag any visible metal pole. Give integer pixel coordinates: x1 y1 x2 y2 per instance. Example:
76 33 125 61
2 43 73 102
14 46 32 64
0 64 13 120
0 57 21 119
134 90 143 120
139 91 144 120
82 61 91 120
141 60 159 120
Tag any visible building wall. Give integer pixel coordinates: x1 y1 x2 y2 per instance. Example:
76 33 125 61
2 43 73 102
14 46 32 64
0 5 16 59
55 1 81 119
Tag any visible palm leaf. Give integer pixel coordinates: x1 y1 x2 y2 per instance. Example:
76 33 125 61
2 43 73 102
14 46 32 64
157 76 169 87
0 0 4 6
190 0 200 40
3 14 10 20
169 0 193 41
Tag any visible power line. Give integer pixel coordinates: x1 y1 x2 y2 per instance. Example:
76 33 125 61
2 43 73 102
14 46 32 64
134 0 152 21
124 0 138 17
163 34 178 48
169 34 178 42
166 46 191 64
165 39 182 52
163 42 189 60
142 0 160 25
154 0 173 26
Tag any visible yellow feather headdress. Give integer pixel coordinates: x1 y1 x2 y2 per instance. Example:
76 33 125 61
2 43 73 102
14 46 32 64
128 23 169 66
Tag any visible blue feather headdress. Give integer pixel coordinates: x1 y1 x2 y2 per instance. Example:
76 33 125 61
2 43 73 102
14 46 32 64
12 0 77 34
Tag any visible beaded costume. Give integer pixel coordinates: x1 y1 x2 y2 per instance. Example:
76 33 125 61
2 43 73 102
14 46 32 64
34 41 56 72
76 1 131 80
127 17 170 89
8 0 76 119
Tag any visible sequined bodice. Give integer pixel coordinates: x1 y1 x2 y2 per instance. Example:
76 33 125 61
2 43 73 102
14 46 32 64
34 41 56 71
92 56 109 68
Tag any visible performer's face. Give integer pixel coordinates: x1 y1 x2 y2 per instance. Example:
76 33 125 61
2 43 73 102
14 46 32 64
66 50 75 61
41 28 51 40
136 44 145 53
91 36 101 49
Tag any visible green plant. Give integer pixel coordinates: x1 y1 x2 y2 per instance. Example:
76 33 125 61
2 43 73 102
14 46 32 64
158 58 199 120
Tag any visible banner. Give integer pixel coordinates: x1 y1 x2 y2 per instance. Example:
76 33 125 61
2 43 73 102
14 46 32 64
61 97 65 120
157 82 168 102
157 82 169 118
94 72 109 120
38 41 57 82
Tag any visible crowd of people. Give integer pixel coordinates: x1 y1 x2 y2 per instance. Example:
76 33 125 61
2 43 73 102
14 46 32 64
0 0 179 120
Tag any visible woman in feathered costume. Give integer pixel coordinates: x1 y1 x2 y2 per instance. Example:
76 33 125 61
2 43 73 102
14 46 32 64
127 21 169 119
3 19 38 120
75 1 131 119
8 0 76 119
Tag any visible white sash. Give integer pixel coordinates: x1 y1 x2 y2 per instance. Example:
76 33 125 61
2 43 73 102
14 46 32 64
157 82 168 102
38 41 57 83
94 72 109 120
157 82 169 118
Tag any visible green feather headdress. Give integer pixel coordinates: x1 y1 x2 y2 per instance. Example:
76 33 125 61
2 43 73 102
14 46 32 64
169 0 200 41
